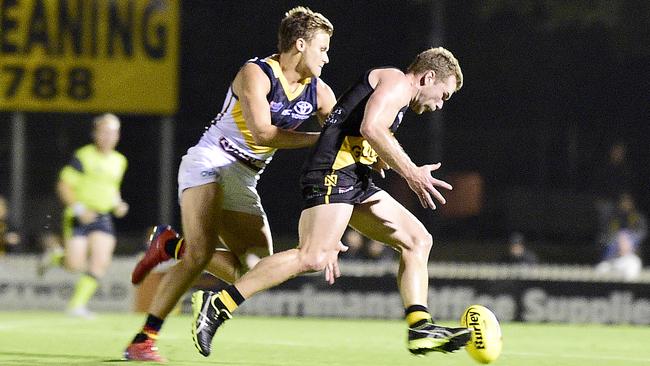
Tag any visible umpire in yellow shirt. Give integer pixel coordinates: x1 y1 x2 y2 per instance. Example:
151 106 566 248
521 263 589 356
57 113 128 318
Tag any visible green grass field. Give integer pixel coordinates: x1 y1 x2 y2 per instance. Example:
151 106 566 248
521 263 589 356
0 312 648 365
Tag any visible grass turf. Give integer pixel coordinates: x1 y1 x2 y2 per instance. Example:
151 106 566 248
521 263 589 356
0 311 648 365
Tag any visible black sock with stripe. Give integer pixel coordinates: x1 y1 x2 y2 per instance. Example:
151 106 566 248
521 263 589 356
212 285 245 313
163 238 184 259
132 314 164 343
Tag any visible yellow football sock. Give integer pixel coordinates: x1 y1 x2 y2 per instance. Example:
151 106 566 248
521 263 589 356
51 251 64 267
215 289 239 313
68 273 98 309
406 311 431 326
405 305 432 327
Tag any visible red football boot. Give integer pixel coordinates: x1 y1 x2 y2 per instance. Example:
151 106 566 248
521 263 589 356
131 225 179 284
124 338 167 362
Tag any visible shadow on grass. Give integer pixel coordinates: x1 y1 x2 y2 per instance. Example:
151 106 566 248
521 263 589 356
0 351 297 366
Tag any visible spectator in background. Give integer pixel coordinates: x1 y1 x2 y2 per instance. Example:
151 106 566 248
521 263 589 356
596 230 642 281
500 232 538 264
601 192 647 260
38 114 129 318
0 195 20 255
592 141 634 246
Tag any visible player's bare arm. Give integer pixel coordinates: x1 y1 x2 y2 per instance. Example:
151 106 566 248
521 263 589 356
315 77 336 126
234 63 319 149
360 69 452 209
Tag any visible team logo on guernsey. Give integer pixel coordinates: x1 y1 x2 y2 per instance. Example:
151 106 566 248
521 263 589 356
324 174 338 187
270 101 284 112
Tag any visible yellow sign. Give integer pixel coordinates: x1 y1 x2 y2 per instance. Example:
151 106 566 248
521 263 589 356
0 0 179 114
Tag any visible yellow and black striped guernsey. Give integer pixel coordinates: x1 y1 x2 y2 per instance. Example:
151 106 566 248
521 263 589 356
301 67 407 208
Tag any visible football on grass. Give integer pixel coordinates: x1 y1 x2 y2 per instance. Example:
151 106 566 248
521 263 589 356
461 304 503 364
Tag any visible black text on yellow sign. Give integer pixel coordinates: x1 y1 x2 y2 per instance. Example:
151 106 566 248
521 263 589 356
0 0 179 114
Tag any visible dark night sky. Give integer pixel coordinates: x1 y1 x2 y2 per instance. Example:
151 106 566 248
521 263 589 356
1 1 648 257
177 1 650 250
444 1 650 191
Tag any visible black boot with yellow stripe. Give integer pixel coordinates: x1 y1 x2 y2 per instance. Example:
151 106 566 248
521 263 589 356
191 287 244 357
406 305 472 355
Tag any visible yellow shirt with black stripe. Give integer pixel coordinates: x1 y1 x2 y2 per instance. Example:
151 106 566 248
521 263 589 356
60 144 128 215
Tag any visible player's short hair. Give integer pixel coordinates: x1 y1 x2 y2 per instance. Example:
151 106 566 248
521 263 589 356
277 6 333 53
407 47 463 91
93 113 120 130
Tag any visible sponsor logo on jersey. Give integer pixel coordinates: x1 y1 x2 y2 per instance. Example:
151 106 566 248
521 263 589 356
218 137 266 171
294 101 313 115
324 106 344 125
270 101 284 112
200 169 217 177
338 186 353 194
281 101 314 120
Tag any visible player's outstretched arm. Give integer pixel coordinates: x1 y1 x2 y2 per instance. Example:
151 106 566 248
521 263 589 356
360 71 452 209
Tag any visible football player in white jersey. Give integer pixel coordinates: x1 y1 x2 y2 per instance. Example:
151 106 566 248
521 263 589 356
125 7 341 362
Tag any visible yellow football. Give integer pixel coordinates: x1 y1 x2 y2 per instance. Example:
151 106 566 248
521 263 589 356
460 305 503 364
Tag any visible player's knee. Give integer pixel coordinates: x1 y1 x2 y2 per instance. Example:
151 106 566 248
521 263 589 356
87 265 107 278
87 269 105 279
402 232 433 258
65 263 84 272
182 244 213 269
64 258 85 272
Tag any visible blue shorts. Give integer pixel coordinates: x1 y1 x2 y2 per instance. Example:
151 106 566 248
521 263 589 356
63 213 115 238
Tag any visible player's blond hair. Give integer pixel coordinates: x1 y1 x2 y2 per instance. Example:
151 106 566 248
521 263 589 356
93 113 120 130
407 47 463 91
277 6 333 53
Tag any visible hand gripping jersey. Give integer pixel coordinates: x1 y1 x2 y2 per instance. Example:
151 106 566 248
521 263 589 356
197 56 319 171
302 67 407 178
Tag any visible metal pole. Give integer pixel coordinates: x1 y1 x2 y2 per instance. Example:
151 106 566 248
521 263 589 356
428 0 445 163
10 112 26 236
158 116 175 225
421 0 445 230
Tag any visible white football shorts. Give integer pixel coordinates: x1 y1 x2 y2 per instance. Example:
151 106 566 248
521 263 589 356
177 145 265 216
